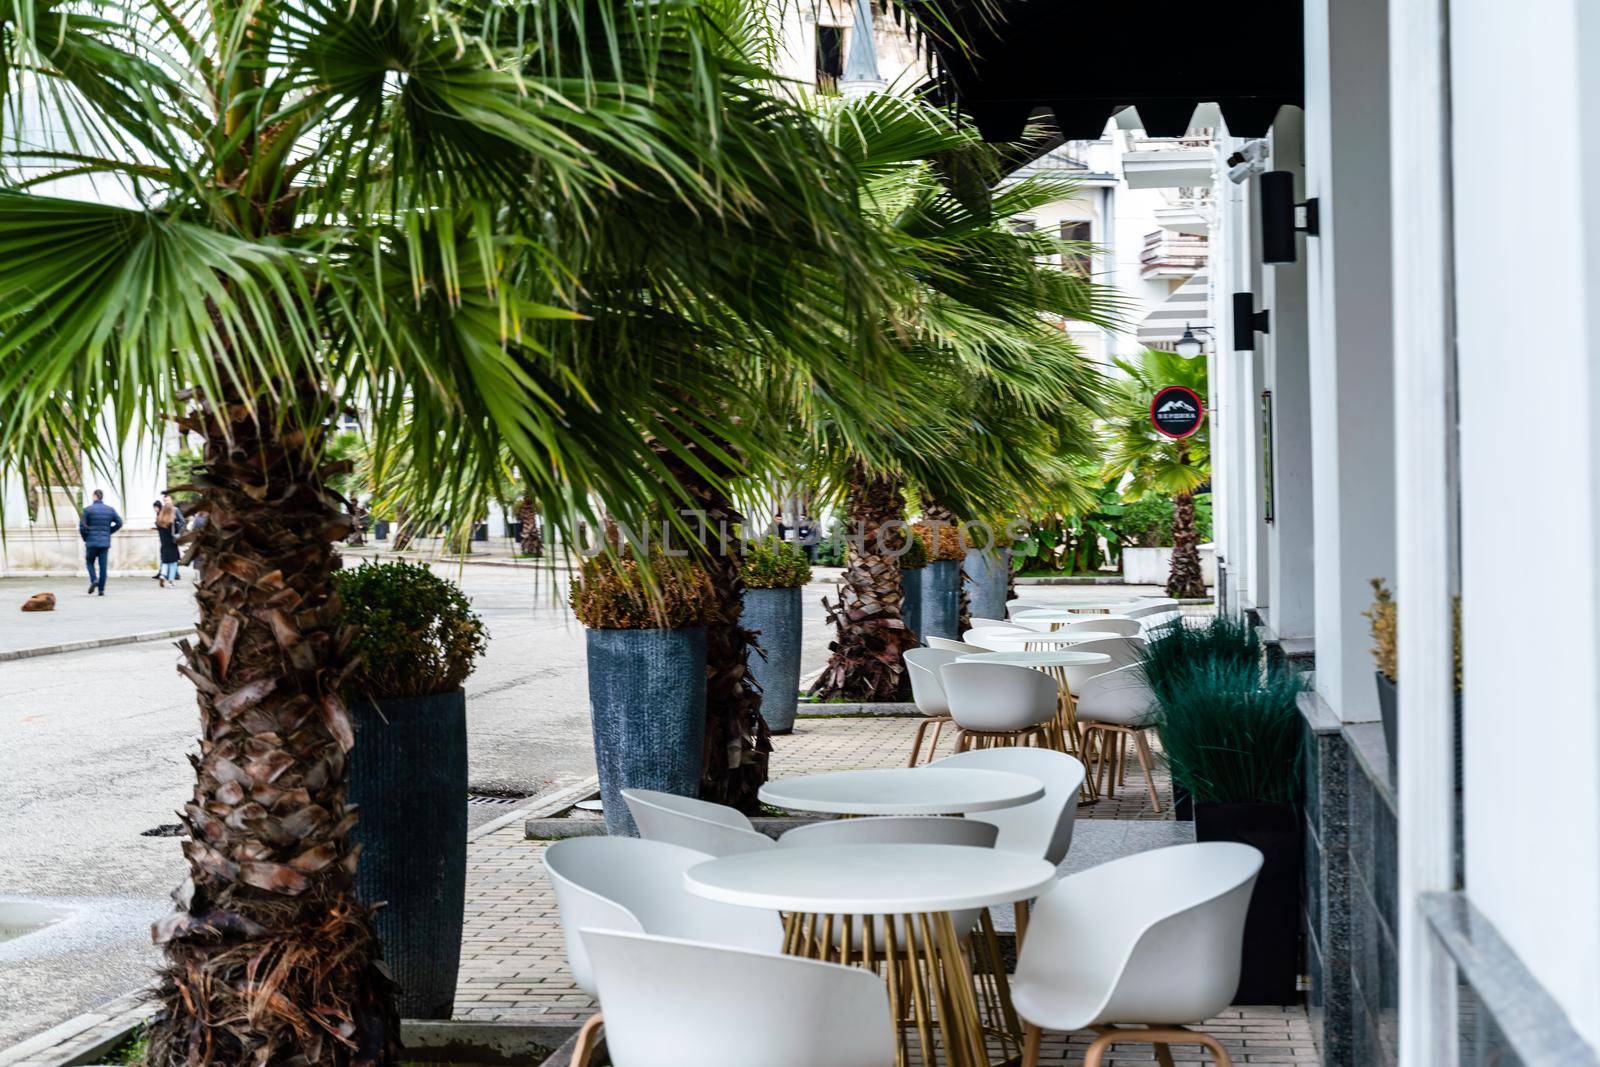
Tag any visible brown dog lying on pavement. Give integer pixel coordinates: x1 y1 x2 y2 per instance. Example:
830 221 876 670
20 592 56 612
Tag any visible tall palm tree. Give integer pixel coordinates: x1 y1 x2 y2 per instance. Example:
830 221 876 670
0 0 895 1061
803 96 1120 701
1102 349 1212 598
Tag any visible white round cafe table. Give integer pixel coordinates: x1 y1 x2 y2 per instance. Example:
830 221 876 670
1007 607 1121 623
686 844 1055 1067
759 767 1042 816
1015 632 1121 647
957 649 1112 667
684 843 1056 915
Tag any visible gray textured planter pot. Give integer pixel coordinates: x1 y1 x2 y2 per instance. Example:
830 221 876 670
920 560 961 643
963 547 1011 622
348 690 468 1020
742 586 803 733
586 626 707 836
900 566 926 645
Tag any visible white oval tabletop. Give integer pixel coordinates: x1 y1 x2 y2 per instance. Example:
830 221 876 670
1012 633 1122 647
685 844 1058 914
1008 608 1130 622
958 650 1114 668
758 767 1043 816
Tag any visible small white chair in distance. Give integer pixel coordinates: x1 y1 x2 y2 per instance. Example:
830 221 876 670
969 616 1019 629
582 929 896 1067
623 788 773 856
543 836 783 1066
1059 616 1143 638
1011 842 1263 1067
964 625 1034 651
1073 664 1163 812
904 647 961 766
939 660 1058 751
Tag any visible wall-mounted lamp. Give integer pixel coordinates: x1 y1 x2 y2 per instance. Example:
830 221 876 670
1233 293 1270 351
1260 170 1319 264
1175 324 1210 359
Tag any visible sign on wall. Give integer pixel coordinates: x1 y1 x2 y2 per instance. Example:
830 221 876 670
1150 385 1206 439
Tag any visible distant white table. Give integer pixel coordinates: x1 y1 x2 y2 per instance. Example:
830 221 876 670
957 649 1112 667
759 767 1043 816
685 844 1055 1067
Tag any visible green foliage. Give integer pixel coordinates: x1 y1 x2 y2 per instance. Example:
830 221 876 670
336 562 487 701
163 449 204 504
898 530 929 570
570 552 716 630
1102 349 1212 497
1119 492 1214 547
109 1024 148 1066
1152 659 1305 806
1139 613 1263 710
740 538 812 589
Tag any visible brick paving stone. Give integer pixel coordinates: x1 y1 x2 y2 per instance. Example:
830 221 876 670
455 711 1318 1064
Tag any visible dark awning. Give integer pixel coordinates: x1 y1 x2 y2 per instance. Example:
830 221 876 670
910 0 1304 142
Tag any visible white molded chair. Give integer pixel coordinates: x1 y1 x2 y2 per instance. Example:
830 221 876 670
938 660 1057 750
969 616 1019 629
927 748 1083 864
623 788 773 856
544 837 784 1066
927 635 987 653
964 625 1033 651
582 930 896 1067
1012 843 1263 1067
1059 637 1147 691
1058 616 1144 638
904 647 961 766
927 748 1086 940
1073 664 1163 813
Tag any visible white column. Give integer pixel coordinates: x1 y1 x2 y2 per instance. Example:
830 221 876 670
1207 148 1234 609
1389 0 1459 1060
1262 109 1315 640
1243 174 1270 612
1450 0 1600 1050
486 499 509 538
1304 0 1397 723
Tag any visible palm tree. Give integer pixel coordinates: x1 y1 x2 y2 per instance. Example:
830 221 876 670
0 0 895 1061
804 96 1120 701
1102 349 1212 598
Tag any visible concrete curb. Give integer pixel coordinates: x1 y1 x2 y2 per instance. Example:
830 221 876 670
341 549 575 573
481 777 600 842
0 627 195 662
0 991 154 1067
797 701 920 717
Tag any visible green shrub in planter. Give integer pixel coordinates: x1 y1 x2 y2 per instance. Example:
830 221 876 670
571 551 716 835
1139 612 1261 710
1152 658 1303 1005
739 539 810 734
335 561 487 1019
739 537 813 589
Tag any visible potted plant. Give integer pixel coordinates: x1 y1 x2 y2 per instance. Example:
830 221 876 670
1154 658 1303 1005
913 520 963 642
571 550 716 836
740 538 812 734
1364 578 1463 786
337 561 488 1019
897 532 928 645
962 523 1012 623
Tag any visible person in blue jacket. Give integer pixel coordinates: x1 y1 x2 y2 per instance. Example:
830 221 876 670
78 489 123 596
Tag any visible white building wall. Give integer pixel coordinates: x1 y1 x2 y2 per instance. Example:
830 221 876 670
1451 0 1600 1044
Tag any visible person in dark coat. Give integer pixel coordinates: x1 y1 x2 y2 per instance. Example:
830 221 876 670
155 503 181 587
78 489 123 596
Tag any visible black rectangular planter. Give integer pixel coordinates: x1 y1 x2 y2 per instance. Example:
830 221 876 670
1194 801 1301 1005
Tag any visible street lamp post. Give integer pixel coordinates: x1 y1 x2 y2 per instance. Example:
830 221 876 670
838 0 885 97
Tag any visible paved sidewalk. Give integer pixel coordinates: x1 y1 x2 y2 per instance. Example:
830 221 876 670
0 577 196 655
459 715 1316 1065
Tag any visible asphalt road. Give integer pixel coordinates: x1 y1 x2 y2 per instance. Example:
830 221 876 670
0 563 845 1047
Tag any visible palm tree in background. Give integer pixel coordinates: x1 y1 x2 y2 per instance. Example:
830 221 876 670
803 96 1120 701
0 0 896 1061
1102 349 1212 598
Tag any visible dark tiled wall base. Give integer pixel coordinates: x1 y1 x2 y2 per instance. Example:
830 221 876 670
1458 977 1527 1067
1300 698 1397 1067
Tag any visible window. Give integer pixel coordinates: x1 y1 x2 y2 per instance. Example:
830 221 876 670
816 26 844 92
1060 219 1092 274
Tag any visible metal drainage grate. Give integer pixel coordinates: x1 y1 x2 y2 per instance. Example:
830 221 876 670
141 824 186 838
467 793 527 807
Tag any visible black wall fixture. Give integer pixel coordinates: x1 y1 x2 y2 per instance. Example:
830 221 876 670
1260 170 1320 264
1234 293 1271 351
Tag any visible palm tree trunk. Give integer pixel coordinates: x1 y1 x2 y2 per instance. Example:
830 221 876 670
812 465 916 702
1167 489 1206 599
391 507 414 552
149 388 398 1067
516 494 544 557
652 444 771 811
